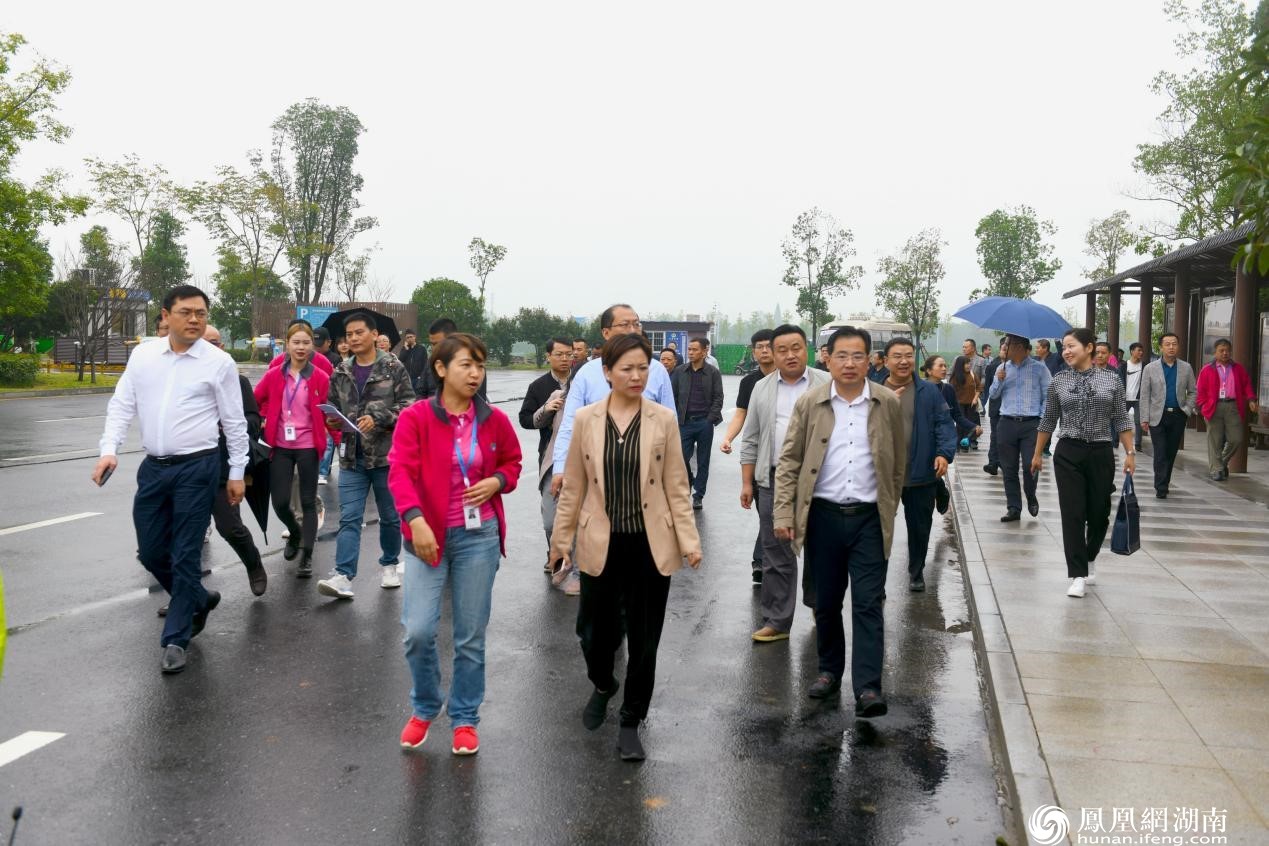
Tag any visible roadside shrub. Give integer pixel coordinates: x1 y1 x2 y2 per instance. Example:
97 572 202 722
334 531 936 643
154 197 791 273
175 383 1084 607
0 354 39 387
227 348 254 362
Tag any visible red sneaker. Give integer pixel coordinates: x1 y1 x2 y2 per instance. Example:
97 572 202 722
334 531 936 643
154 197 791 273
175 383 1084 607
400 716 430 749
452 726 479 756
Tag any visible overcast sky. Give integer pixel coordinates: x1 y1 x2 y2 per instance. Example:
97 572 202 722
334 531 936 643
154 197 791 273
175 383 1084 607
8 1 1210 324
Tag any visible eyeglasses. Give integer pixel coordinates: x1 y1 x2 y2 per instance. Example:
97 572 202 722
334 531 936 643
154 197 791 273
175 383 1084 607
830 352 869 364
172 309 209 321
887 353 915 362
611 320 642 331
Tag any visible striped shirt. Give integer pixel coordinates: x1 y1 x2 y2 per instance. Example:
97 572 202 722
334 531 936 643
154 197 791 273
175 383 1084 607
987 355 1051 417
1039 366 1132 442
604 413 645 534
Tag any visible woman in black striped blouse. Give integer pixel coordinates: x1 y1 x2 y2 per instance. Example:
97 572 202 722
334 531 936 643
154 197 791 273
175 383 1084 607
551 333 703 761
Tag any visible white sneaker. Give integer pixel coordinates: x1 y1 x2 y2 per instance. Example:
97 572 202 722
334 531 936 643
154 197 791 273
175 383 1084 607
1085 566 1097 586
318 475 329 486
397 561 405 576
381 565 401 589
1067 577 1086 598
317 573 355 599
281 528 291 539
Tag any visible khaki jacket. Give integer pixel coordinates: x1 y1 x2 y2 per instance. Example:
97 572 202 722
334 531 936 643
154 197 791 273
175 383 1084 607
772 381 906 558
550 397 702 576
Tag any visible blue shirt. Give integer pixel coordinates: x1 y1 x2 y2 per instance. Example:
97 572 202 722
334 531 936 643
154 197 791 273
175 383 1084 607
988 355 1051 417
551 356 676 475
1163 360 1179 409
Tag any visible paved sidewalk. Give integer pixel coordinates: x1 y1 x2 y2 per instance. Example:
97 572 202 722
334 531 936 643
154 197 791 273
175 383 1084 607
950 437 1269 846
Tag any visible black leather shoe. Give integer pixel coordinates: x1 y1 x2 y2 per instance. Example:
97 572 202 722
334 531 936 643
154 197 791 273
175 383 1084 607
583 682 619 731
855 689 888 718
1000 509 1021 523
935 484 950 514
692 496 703 511
157 604 168 617
245 555 268 597
1220 469 1229 481
982 463 998 476
296 551 313 579
283 537 301 561
191 591 220 639
808 672 841 699
1027 498 1039 517
161 644 187 674
909 577 925 592
617 726 646 761
751 563 763 587
1155 490 1168 499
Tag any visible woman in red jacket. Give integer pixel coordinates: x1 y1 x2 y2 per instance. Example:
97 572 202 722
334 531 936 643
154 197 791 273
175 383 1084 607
387 333 522 756
254 323 330 577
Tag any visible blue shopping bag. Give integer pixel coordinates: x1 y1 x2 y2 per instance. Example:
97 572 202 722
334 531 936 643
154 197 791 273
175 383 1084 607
1111 472 1140 556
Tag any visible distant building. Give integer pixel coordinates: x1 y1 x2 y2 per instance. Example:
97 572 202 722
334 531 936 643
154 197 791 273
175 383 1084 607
643 320 713 353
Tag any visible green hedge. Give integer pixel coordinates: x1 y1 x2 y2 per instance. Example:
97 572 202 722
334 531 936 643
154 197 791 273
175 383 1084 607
0 354 39 387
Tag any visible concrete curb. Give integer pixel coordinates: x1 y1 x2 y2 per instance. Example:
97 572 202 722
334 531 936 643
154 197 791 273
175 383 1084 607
947 462 1058 846
0 386 117 399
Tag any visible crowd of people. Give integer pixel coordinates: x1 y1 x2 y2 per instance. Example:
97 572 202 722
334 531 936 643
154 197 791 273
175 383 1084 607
92 284 1261 761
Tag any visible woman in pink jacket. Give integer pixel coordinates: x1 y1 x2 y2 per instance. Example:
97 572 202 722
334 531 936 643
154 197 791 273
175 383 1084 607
387 333 522 756
254 323 330 577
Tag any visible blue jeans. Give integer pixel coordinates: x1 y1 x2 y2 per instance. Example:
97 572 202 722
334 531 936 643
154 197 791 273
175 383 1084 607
401 520 500 726
680 418 714 498
335 458 400 578
318 434 334 478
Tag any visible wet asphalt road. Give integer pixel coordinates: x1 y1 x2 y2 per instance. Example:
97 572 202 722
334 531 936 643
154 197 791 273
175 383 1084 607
0 373 1009 845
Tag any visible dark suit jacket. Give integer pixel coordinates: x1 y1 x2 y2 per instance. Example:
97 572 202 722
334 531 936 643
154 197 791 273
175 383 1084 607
670 363 724 425
518 370 568 466
219 375 261 484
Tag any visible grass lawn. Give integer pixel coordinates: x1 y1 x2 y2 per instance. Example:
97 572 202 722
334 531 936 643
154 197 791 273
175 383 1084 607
0 370 119 393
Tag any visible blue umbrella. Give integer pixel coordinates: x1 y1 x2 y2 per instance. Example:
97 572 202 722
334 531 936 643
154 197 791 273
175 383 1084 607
952 296 1071 340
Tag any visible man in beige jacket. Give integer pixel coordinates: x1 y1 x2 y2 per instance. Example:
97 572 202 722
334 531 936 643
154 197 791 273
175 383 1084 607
774 326 905 717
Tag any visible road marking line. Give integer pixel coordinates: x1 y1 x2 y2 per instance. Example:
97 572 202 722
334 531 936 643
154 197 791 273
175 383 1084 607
1 450 98 462
0 512 102 536
0 731 66 768
33 415 106 423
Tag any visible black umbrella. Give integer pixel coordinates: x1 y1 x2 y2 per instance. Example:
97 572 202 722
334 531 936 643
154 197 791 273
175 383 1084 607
321 308 400 350
242 445 272 541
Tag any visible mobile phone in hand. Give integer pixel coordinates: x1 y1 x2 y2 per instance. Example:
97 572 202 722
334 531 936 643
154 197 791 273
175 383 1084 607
97 465 114 487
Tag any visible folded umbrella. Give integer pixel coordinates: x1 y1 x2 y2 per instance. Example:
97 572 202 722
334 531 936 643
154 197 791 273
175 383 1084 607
320 307 400 350
243 449 272 540
952 297 1071 340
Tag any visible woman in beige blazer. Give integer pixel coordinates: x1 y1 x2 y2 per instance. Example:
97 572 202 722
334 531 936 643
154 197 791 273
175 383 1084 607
550 333 702 762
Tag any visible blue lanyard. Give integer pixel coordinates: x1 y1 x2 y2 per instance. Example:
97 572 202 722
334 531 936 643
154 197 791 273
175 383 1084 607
454 418 478 487
284 370 306 417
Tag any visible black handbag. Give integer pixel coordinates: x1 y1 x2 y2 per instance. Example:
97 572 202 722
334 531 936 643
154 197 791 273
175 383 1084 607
1111 472 1140 555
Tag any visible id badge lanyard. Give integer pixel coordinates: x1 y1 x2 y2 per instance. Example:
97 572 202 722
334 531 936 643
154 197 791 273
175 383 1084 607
455 419 482 529
283 370 306 442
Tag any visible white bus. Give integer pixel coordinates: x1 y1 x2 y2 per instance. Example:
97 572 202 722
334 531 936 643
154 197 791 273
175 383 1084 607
817 319 912 349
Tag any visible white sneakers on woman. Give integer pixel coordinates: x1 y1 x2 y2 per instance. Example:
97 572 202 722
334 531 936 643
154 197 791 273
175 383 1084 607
1067 577 1087 598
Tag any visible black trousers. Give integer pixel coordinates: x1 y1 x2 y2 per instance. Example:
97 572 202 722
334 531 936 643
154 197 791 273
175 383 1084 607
805 500 887 698
997 416 1040 512
1150 409 1187 493
901 483 937 579
987 402 1001 467
134 453 219 648
211 485 262 569
1053 439 1114 578
577 532 671 727
270 446 319 550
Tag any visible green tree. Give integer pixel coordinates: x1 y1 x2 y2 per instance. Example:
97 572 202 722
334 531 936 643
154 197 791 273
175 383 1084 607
210 249 288 343
0 32 71 170
1229 0 1269 273
268 99 377 304
468 237 507 315
53 227 127 382
1133 0 1258 242
971 206 1062 300
483 316 517 366
874 229 945 358
83 154 176 265
135 210 190 303
0 178 54 345
514 307 571 366
781 207 864 342
182 157 286 337
410 278 484 334
1081 211 1142 335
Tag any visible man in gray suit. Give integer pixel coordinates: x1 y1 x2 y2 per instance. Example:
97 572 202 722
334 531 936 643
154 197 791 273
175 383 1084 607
1138 332 1196 498
739 324 831 643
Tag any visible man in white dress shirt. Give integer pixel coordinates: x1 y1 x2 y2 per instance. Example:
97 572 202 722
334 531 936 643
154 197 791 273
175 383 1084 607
93 285 249 675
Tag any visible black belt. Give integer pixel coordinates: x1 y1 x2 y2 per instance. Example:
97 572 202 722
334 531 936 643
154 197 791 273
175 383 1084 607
1000 415 1039 421
146 447 218 466
1058 438 1112 448
1217 398 1236 403
686 414 710 421
811 498 877 516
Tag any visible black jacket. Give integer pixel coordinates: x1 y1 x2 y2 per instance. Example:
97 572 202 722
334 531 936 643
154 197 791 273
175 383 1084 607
398 344 429 387
983 357 1005 414
670 363 724 425
518 370 568 465
220 374 262 484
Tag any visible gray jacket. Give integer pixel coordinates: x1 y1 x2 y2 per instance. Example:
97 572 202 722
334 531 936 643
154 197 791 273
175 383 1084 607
1138 357 1196 426
738 367 832 488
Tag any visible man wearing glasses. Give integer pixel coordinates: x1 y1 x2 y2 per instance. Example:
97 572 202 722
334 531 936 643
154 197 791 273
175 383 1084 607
93 286 249 675
548 305 676 595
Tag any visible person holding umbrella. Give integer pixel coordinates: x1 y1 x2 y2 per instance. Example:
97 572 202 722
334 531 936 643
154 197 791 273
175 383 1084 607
987 334 1051 523
1031 328 1134 598
255 323 331 578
